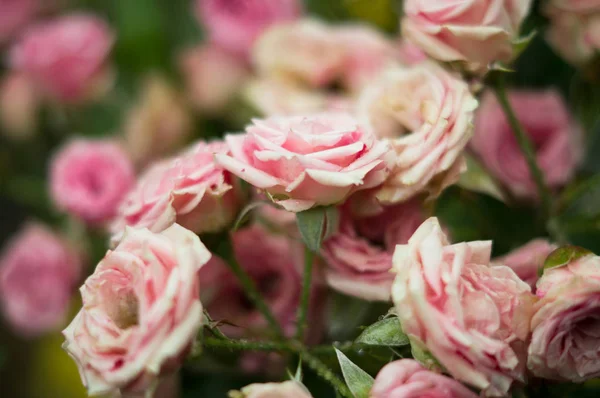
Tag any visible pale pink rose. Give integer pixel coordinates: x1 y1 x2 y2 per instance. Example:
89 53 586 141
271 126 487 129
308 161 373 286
124 75 192 165
0 223 80 337
216 112 392 212
244 78 329 117
528 253 600 382
232 380 313 398
0 72 39 141
0 0 37 44
402 0 533 73
321 200 425 301
179 44 249 114
253 19 346 88
11 13 114 102
334 25 398 92
545 0 600 65
494 239 557 289
359 63 477 204
196 0 301 58
63 224 210 396
111 140 242 243
50 139 135 225
471 90 581 199
392 218 534 396
397 39 429 66
371 359 479 398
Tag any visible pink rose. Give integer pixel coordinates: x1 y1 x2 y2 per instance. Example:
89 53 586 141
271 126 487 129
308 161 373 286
0 223 80 337
403 0 532 73
111 140 242 243
397 39 429 66
359 63 477 204
371 359 478 398
494 239 557 289
253 19 346 88
124 75 192 165
392 218 534 396
471 90 581 199
216 112 391 212
11 13 114 102
232 381 313 398
528 253 600 382
50 139 135 225
321 200 425 301
0 0 37 44
63 224 210 396
544 0 600 65
196 0 301 58
0 72 39 141
179 44 249 114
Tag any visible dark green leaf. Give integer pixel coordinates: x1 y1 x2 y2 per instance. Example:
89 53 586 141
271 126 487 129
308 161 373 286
335 348 374 398
297 206 336 252
355 317 409 347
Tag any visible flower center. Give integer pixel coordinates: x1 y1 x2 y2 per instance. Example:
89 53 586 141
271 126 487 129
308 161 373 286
106 289 139 329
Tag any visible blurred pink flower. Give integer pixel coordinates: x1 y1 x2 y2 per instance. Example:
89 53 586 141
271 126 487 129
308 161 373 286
179 44 249 114
111 140 243 243
402 0 533 73
392 218 534 396
0 223 80 337
371 359 478 398
397 39 428 65
471 90 581 199
50 139 135 225
216 112 392 212
321 200 425 301
0 72 39 140
196 0 301 58
11 13 114 102
63 224 210 396
233 380 313 397
0 0 37 44
494 239 557 289
528 252 600 382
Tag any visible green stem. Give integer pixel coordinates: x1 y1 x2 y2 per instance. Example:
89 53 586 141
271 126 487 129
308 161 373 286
295 246 314 342
203 337 294 352
301 350 353 398
203 311 229 340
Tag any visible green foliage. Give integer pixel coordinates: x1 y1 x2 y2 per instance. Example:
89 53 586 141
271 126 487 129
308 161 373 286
335 349 374 398
355 317 409 347
296 206 339 252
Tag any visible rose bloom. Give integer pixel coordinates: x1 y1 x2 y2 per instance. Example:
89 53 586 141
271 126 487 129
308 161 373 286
63 224 210 396
196 0 301 58
216 112 391 212
0 72 39 141
231 381 313 398
254 19 346 88
528 253 600 382
0 0 37 44
321 199 425 302
392 217 534 396
402 0 533 73
494 239 557 289
111 140 242 243
397 39 429 66
359 63 477 204
0 223 80 337
544 0 600 65
179 44 249 114
471 90 581 199
11 13 114 102
371 359 478 398
124 75 192 165
50 139 135 225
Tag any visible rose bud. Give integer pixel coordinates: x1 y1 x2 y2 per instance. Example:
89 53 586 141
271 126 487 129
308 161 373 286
230 381 313 398
359 63 477 204
0 72 39 141
215 112 392 212
10 13 114 103
471 90 581 199
195 0 301 59
371 359 478 398
50 139 135 225
392 218 535 396
402 0 533 74
494 239 557 289
63 224 211 396
528 250 600 382
0 223 81 337
111 140 243 244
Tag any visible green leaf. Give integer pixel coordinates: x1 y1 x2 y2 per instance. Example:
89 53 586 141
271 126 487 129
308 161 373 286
542 246 593 274
512 30 537 60
232 200 270 232
296 206 338 252
458 155 507 202
410 339 443 371
355 317 409 346
335 349 374 398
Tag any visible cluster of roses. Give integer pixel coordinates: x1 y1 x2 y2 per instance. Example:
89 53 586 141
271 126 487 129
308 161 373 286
0 0 599 397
